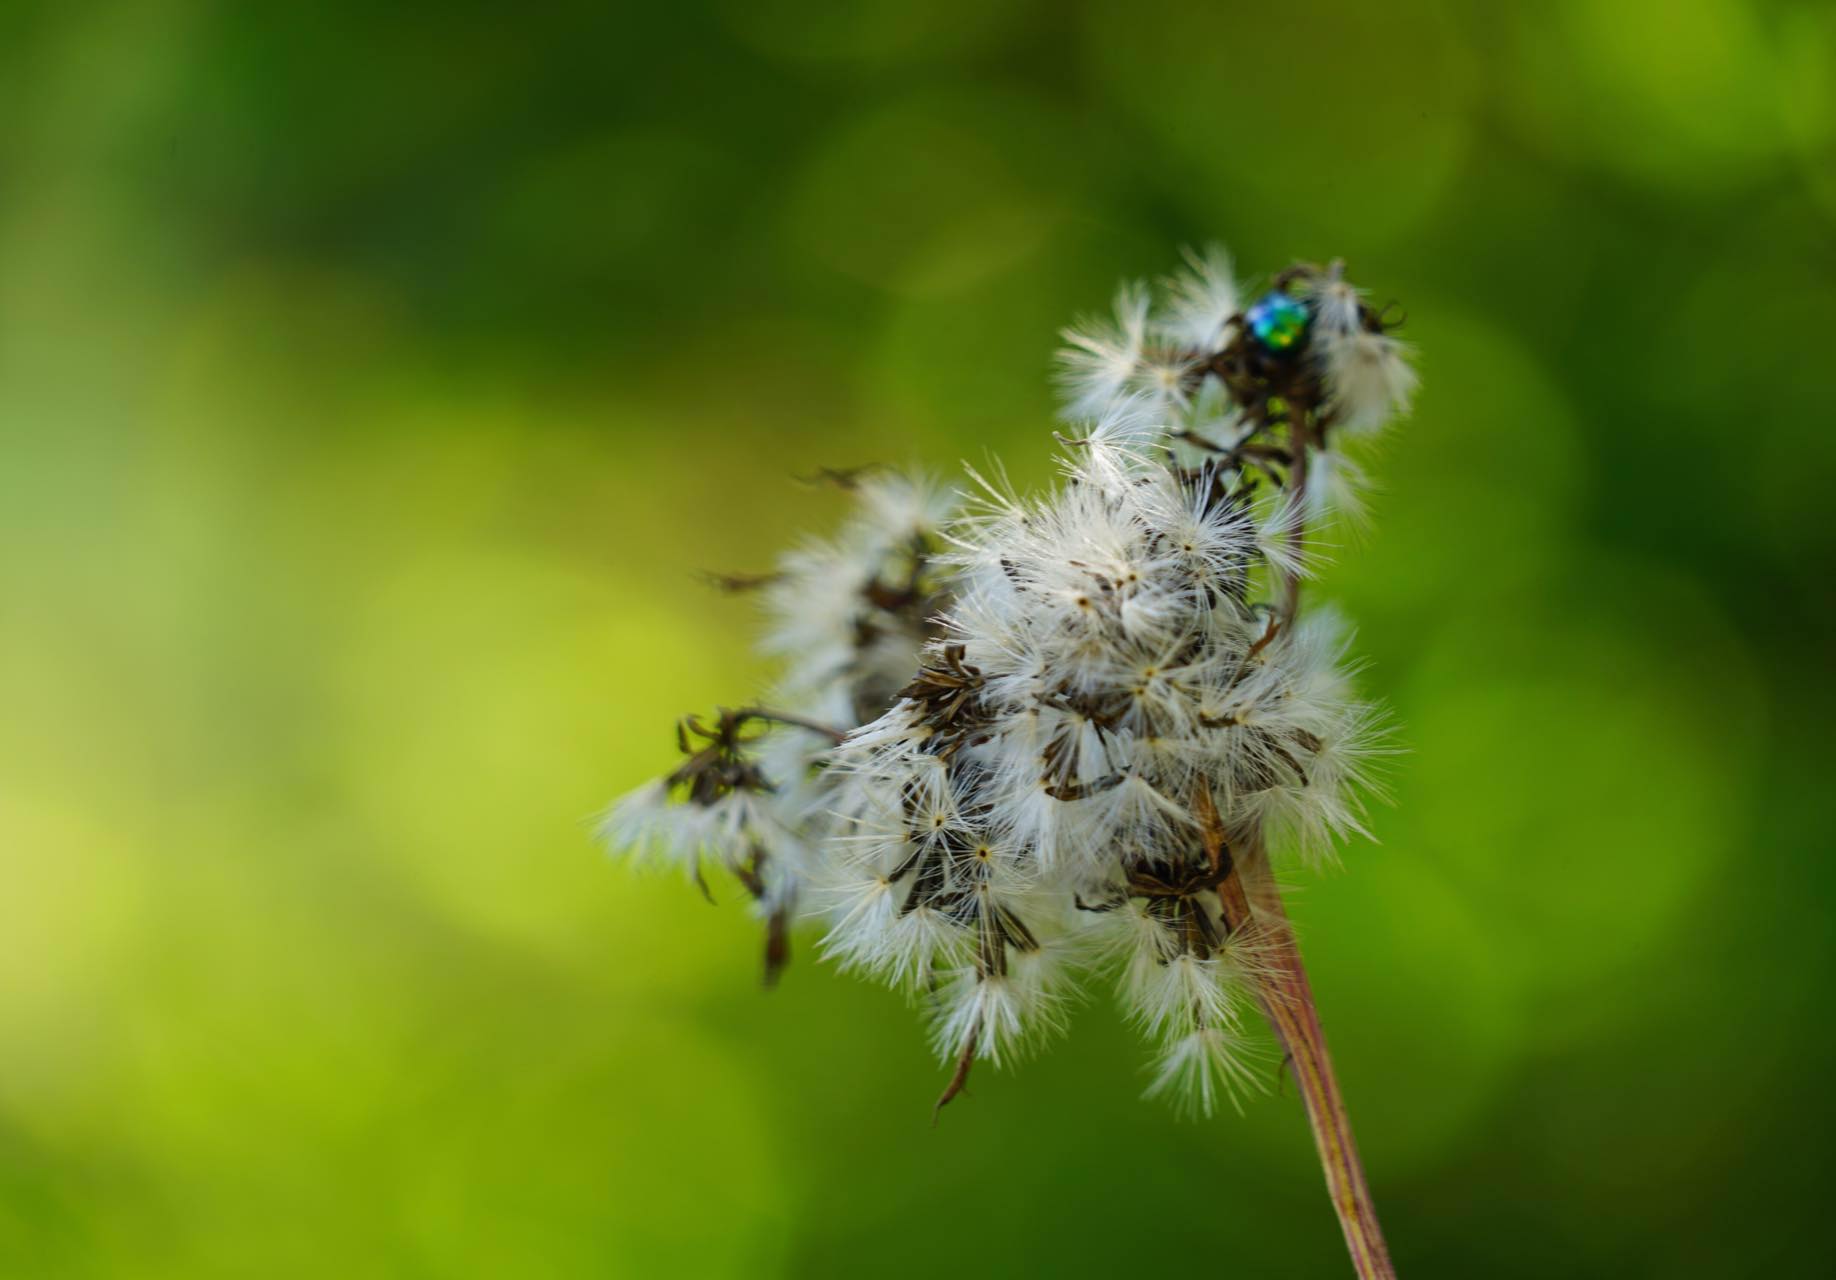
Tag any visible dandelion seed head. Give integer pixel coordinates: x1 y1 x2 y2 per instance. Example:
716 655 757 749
600 248 1415 1114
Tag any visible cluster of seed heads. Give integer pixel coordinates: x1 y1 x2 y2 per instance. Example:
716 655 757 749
604 249 1416 1116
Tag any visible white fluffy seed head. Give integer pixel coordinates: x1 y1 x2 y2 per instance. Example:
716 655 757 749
927 937 1077 1067
1158 244 1241 354
1322 330 1418 436
1056 284 1154 422
1144 1026 1269 1118
604 248 1414 1116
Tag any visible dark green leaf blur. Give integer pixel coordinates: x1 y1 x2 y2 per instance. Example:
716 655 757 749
2 1 1831 1276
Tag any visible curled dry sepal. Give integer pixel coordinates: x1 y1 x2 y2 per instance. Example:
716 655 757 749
602 251 1415 1123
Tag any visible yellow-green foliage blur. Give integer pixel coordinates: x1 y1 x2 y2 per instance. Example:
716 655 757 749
2 1 1832 1276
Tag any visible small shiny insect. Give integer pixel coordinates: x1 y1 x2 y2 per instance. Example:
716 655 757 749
1246 290 1310 352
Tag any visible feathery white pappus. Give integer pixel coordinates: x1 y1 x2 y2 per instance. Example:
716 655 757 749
600 249 1414 1115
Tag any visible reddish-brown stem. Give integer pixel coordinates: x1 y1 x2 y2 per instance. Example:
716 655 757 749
762 906 791 987
932 1018 979 1124
731 707 848 744
1195 788 1396 1278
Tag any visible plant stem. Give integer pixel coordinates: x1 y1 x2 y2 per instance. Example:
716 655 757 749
1240 875 1395 1278
1196 789 1396 1278
731 707 849 744
932 1016 979 1123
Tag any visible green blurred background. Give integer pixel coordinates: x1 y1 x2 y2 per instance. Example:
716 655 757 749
3 0 1833 1275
